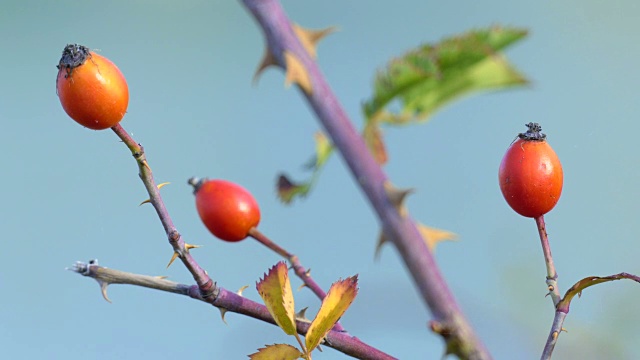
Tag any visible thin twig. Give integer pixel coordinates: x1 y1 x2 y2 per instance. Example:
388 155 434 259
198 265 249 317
541 311 567 360
111 124 216 298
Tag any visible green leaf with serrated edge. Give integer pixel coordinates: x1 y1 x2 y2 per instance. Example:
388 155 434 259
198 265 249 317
248 344 304 360
305 276 359 352
557 273 640 313
256 262 297 335
363 26 528 124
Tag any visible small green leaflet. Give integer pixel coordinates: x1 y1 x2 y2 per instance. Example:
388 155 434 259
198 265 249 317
363 26 528 124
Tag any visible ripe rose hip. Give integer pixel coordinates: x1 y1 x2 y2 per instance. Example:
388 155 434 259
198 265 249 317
56 44 129 130
499 122 563 218
189 177 261 242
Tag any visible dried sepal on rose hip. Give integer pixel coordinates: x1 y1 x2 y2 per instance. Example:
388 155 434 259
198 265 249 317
189 177 261 242
499 122 563 218
56 44 129 130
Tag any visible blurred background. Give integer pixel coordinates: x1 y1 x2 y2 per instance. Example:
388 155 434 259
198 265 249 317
2 0 639 359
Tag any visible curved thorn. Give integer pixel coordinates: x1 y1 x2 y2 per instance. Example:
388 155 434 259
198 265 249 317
156 182 170 189
292 23 337 59
295 307 311 322
166 251 179 269
219 308 228 325
374 230 388 261
99 281 112 303
253 47 278 84
237 285 250 297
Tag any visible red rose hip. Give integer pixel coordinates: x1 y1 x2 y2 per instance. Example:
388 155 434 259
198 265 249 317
56 44 129 130
189 178 261 242
499 123 563 218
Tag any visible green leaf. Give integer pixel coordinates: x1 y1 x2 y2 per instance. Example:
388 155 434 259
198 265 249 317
256 262 297 335
363 26 528 124
557 272 640 313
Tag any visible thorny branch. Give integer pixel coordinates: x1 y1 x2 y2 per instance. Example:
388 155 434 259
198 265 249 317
68 260 396 360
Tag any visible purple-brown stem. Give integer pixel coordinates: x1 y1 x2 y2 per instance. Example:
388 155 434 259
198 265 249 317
241 0 489 357
248 227 345 332
541 310 567 359
534 215 561 306
111 124 216 299
71 261 395 360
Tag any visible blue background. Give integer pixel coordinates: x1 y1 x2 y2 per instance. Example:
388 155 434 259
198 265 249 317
1 1 639 359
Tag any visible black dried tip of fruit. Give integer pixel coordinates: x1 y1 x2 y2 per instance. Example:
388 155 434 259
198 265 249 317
188 177 206 194
518 122 547 141
57 44 91 75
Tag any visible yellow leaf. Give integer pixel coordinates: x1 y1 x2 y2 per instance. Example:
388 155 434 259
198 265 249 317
248 344 304 360
418 223 458 251
284 51 313 95
305 276 358 352
256 262 297 335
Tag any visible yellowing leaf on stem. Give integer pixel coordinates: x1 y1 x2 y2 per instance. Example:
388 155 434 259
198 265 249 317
305 276 358 352
256 262 297 335
557 272 640 313
248 344 304 360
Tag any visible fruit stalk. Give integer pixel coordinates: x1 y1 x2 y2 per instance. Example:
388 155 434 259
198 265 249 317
534 215 561 306
248 228 346 332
